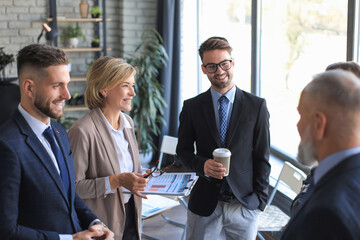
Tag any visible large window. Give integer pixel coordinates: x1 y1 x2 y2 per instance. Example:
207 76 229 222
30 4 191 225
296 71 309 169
181 0 252 103
260 0 348 156
181 0 351 159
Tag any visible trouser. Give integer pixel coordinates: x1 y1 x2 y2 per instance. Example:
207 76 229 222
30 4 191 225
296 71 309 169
186 200 260 240
123 196 139 240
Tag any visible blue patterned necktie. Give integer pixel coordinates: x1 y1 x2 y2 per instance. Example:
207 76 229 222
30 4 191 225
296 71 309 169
218 96 232 196
43 127 70 200
218 95 229 147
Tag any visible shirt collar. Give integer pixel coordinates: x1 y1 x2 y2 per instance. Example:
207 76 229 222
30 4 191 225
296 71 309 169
210 85 236 104
100 110 132 132
314 146 360 184
18 104 51 137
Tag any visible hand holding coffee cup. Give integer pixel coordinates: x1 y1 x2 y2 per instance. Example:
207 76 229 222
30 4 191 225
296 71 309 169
212 148 231 176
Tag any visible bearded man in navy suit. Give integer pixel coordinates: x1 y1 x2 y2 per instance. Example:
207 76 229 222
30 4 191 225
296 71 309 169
0 44 114 240
281 70 360 239
177 37 271 240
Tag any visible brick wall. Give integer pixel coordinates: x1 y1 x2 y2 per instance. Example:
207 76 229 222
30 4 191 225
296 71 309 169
0 0 158 78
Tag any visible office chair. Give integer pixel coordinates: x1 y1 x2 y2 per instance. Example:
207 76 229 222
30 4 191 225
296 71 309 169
141 135 187 240
257 161 307 240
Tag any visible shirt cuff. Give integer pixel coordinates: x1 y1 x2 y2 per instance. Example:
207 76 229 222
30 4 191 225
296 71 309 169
59 234 73 240
105 176 115 194
89 219 108 228
89 218 101 228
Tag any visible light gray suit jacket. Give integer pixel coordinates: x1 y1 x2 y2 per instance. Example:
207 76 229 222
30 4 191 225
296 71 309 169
68 107 142 240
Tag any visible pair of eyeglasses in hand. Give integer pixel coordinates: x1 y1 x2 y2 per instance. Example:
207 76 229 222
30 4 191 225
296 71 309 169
144 155 176 178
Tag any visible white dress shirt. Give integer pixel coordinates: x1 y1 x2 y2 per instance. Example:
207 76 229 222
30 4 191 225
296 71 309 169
101 110 134 203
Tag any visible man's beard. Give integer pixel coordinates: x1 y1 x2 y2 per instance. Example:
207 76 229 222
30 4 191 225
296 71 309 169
209 72 232 89
297 126 318 167
34 94 63 119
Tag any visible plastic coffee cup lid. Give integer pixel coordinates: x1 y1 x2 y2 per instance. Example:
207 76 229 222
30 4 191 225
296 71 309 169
213 148 231 157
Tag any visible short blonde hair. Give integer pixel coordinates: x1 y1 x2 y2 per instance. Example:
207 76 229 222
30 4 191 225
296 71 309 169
85 56 137 109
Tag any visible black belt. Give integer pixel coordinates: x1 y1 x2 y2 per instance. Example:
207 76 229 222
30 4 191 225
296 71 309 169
218 194 235 202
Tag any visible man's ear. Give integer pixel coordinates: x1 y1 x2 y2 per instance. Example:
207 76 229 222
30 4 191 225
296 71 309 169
313 111 327 140
22 79 35 98
201 65 207 74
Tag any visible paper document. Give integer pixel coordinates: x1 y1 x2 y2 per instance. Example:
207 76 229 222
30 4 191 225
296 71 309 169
125 172 198 196
142 195 180 218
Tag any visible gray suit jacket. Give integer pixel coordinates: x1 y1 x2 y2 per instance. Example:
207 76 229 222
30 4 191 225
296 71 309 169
68 107 142 240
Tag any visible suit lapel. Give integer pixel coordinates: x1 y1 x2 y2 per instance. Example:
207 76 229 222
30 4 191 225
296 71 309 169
226 87 244 148
315 154 360 191
52 123 72 205
89 108 129 214
14 111 70 205
288 154 360 224
201 89 221 146
90 108 121 175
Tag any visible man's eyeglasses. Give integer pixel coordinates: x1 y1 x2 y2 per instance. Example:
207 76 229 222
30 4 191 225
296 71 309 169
203 59 233 73
144 155 176 178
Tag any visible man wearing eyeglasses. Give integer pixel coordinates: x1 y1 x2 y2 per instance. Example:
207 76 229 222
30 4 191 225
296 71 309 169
177 36 270 240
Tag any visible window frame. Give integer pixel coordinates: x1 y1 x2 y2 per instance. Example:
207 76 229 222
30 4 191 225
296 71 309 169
190 0 359 171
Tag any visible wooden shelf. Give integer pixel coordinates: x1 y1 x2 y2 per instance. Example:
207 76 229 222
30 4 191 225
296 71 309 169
64 105 89 111
47 17 111 22
70 76 86 82
62 47 112 52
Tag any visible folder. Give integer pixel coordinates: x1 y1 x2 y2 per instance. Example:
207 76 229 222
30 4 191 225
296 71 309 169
124 172 198 196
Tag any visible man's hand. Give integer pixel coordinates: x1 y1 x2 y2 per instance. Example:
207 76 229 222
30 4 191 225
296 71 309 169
204 159 226 179
73 224 114 240
109 172 148 199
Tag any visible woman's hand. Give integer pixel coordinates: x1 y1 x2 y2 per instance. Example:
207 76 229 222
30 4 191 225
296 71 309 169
109 172 148 199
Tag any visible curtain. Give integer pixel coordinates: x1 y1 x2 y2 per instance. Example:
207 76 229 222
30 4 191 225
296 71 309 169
156 0 181 140
155 0 181 164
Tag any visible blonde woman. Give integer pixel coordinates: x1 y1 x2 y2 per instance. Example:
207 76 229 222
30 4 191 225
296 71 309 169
68 56 147 240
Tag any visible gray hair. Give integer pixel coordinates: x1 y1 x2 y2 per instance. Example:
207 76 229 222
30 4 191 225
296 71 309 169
305 69 360 111
304 69 360 137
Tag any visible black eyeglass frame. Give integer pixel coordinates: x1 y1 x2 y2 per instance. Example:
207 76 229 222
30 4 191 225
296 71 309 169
202 59 233 73
144 155 177 178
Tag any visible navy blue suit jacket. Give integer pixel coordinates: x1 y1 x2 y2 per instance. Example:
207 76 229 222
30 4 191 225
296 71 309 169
281 154 360 240
177 87 271 216
0 110 97 240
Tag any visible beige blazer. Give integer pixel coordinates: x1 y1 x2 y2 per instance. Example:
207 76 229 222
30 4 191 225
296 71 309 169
68 107 142 240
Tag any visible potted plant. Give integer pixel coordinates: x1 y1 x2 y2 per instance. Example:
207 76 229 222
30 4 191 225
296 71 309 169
61 24 86 48
58 116 79 130
90 6 102 18
126 29 168 158
0 47 14 80
91 38 100 48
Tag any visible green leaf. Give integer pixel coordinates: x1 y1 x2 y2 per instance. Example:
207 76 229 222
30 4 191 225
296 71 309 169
128 29 168 153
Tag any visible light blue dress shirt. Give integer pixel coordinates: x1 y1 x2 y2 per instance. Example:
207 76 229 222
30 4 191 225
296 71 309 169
18 104 99 240
210 85 236 136
313 146 360 184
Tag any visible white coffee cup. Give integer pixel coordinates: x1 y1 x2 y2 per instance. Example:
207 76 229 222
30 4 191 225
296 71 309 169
212 148 231 176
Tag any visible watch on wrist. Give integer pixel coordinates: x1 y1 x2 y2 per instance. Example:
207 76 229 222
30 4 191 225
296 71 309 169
93 220 108 229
